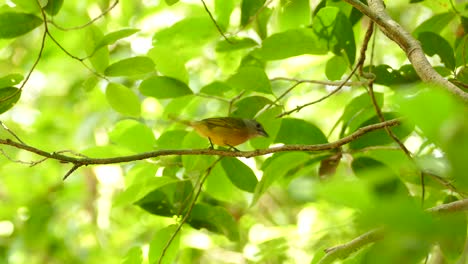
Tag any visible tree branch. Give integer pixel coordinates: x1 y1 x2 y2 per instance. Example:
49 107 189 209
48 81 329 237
343 0 468 103
200 0 233 43
318 198 468 264
48 0 119 31
0 119 401 178
318 228 385 264
158 157 223 264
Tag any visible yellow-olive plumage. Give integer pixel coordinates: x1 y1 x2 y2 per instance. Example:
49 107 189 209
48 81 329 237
173 117 269 147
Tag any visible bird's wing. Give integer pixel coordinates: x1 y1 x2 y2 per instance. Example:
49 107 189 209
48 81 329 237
202 117 245 131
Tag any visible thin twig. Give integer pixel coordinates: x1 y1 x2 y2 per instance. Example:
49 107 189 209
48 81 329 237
358 22 424 203
234 0 273 34
158 157 223 264
228 90 246 115
0 0 48 104
270 77 367 87
318 228 385 264
318 198 468 264
277 19 377 118
48 0 119 31
63 164 82 180
343 0 468 102
0 149 35 165
0 121 26 145
263 78 368 117
277 67 363 118
0 119 401 179
200 0 233 43
45 31 108 80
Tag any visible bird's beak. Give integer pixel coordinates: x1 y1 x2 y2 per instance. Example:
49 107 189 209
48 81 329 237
258 129 269 138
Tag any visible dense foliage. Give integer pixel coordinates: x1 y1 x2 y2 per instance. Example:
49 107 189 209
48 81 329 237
0 0 467 263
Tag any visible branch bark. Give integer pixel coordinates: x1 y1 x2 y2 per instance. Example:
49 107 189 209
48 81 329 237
343 0 468 103
318 198 468 264
0 119 400 175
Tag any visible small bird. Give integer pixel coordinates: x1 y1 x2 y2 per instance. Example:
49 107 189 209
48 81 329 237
172 116 269 149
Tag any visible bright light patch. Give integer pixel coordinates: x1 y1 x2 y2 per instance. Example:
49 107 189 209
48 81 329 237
183 231 212 249
5 0 16 7
94 128 109 146
94 165 124 229
297 207 318 236
131 37 153 54
142 97 163 119
11 106 40 126
404 135 422 153
95 165 123 186
140 11 183 33
0 221 14 236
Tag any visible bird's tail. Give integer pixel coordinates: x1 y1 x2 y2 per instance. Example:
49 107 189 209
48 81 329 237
168 114 192 127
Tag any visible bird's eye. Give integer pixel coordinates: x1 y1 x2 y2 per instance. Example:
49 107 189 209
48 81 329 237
256 123 261 128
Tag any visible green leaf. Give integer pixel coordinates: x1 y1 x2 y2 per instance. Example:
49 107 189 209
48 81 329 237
81 145 133 158
396 87 468 191
205 163 245 203
349 113 413 149
156 130 188 149
413 12 455 38
81 76 99 92
153 17 217 61
351 157 407 197
122 247 143 264
10 0 40 12
104 56 155 76
258 28 327 60
148 225 180 264
456 66 468 84
312 7 356 65
44 0 64 16
0 12 42 39
0 87 21 114
231 96 272 118
363 64 420 86
325 55 348 80
216 37 259 52
241 0 266 26
105 83 141 117
95 28 139 51
164 0 179 5
85 26 109 72
253 152 310 204
275 118 328 145
317 177 373 209
418 32 455 70
0 74 23 88
200 81 232 96
109 119 156 153
455 35 468 67
339 91 383 135
277 0 310 31
136 180 193 216
364 64 398 86
114 176 178 206
438 198 467 261
227 66 271 93
215 0 235 30
182 132 216 172
147 46 189 83
188 203 239 241
139 76 193 99
255 7 273 40
221 157 258 192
